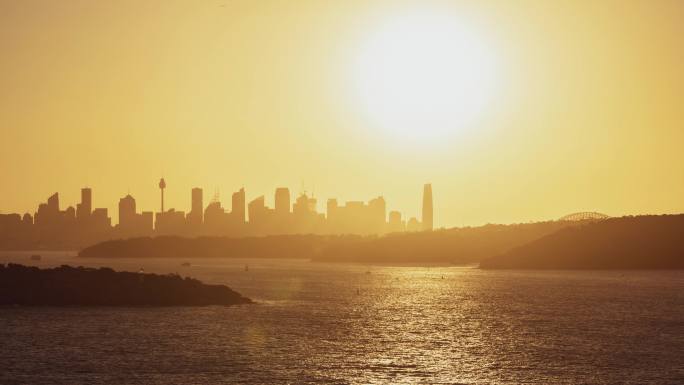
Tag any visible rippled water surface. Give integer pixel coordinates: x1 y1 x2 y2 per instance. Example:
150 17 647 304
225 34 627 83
1 252 683 384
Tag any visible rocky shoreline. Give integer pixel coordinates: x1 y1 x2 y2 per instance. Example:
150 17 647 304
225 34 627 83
0 264 252 306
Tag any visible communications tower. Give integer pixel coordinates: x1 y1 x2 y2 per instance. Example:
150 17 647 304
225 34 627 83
159 178 166 212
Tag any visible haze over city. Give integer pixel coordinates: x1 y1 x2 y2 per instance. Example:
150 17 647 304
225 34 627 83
0 181 436 250
1 1 683 384
2 0 684 227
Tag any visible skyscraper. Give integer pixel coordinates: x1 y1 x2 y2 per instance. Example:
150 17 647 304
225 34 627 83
77 187 92 221
422 183 433 231
368 196 387 225
47 193 59 212
203 200 225 232
388 210 404 232
248 196 266 224
293 193 316 215
275 187 290 214
118 195 136 229
232 188 246 223
407 217 421 232
189 187 203 225
91 208 111 228
326 198 338 221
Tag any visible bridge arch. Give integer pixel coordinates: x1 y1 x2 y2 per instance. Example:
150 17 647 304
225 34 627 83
559 212 610 222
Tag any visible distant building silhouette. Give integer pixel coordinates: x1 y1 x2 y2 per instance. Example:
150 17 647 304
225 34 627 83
64 206 76 223
22 213 33 226
407 217 421 232
327 198 338 221
248 195 274 235
188 187 203 227
76 187 91 222
119 195 136 229
248 196 265 224
156 209 185 235
118 194 152 237
422 183 433 231
369 196 387 231
292 193 323 233
204 200 226 235
275 187 290 215
47 193 59 212
35 193 60 227
159 178 166 213
141 212 153 233
232 188 246 224
91 208 111 228
0 181 436 248
326 196 386 234
388 210 405 232
272 187 292 234
293 193 314 216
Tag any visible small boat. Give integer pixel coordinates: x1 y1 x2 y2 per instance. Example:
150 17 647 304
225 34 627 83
244 264 249 272
181 262 191 267
30 254 42 261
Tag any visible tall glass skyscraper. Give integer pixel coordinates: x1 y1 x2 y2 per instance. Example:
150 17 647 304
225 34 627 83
422 183 433 231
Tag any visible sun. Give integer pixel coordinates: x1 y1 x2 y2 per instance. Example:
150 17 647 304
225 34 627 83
354 9 499 144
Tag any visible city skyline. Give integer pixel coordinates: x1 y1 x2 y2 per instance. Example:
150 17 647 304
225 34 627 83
0 180 436 249
3 1 684 227
13 180 435 229
1 2 683 385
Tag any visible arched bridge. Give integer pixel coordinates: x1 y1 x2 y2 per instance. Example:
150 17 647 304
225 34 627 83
559 212 611 222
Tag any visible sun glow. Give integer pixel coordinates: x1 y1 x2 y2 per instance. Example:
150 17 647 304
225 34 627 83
355 10 499 144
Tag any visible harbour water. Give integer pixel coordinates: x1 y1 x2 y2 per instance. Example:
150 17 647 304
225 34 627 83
1 252 682 384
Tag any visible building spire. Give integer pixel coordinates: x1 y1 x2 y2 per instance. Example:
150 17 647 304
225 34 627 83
422 183 433 231
159 178 166 213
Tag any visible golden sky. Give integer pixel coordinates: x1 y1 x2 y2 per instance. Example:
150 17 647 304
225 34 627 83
1 0 683 227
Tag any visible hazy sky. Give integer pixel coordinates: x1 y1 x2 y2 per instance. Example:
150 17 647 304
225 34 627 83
2 0 683 227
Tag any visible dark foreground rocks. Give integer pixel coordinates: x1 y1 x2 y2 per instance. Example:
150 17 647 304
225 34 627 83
0 264 252 306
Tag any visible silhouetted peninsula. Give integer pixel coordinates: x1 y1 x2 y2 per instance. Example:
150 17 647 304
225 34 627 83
0 264 252 306
79 235 327 259
79 220 577 263
480 215 684 269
